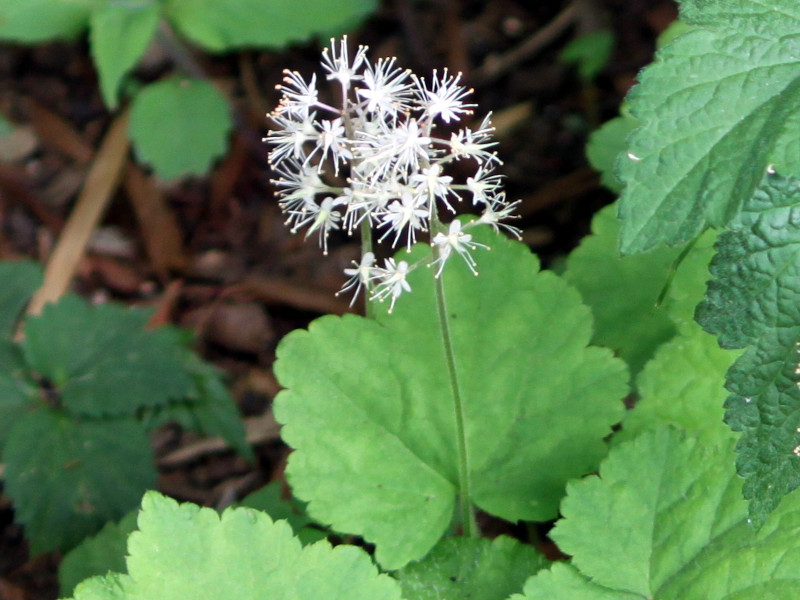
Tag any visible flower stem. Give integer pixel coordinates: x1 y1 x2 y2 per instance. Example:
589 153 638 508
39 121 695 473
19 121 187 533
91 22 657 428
361 219 375 319
431 223 478 537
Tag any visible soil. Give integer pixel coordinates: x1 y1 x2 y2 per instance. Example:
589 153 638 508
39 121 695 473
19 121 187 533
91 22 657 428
0 1 675 597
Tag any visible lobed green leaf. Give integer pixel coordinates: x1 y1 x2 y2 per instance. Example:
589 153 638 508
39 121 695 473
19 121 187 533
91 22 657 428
696 172 800 524
275 225 628 568
67 492 403 600
617 0 800 252
3 410 155 553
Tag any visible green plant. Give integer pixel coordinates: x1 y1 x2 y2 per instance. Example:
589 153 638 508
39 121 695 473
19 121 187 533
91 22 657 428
27 0 800 597
0 260 249 554
0 0 378 178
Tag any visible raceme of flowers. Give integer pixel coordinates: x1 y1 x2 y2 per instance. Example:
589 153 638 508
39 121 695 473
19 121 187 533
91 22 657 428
265 37 521 311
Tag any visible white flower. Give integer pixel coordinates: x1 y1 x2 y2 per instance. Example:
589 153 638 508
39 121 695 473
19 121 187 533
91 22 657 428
371 258 412 313
357 57 412 116
465 165 503 206
449 113 499 164
275 70 319 118
414 69 475 124
309 117 351 173
409 163 455 212
431 220 488 277
478 193 522 239
379 191 429 250
273 160 332 214
337 251 377 305
266 113 317 164
287 197 341 254
321 36 366 92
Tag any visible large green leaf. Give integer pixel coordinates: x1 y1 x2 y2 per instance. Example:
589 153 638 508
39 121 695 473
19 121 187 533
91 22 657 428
21 295 192 416
520 427 800 599
89 0 160 109
396 536 547 600
696 172 800 525
0 0 99 42
163 0 378 52
129 77 232 179
3 409 155 553
617 0 800 252
67 492 403 600
275 225 628 568
564 203 678 375
0 260 42 337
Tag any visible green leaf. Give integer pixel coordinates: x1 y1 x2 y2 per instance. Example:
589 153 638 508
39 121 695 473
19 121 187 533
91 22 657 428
3 409 155 553
59 511 138 597
523 427 800 598
67 492 403 600
0 343 35 445
21 295 193 416
238 481 325 544
0 260 42 337
696 172 800 525
563 203 678 375
585 112 638 193
0 0 99 42
617 325 739 444
559 30 614 82
89 0 160 109
617 0 800 252
129 77 232 179
275 225 628 568
396 536 547 600
163 0 378 52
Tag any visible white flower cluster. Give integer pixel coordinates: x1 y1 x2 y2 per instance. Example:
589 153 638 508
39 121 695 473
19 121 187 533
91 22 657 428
265 37 520 311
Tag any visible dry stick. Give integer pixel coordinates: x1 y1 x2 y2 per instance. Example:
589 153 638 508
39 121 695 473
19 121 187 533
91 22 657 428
27 111 130 316
470 3 579 86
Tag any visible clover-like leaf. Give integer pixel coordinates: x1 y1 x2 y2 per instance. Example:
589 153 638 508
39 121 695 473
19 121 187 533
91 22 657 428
0 0 99 42
0 259 42 337
3 409 155 554
696 171 800 525
129 77 232 179
67 492 403 600
564 203 678 375
275 225 628 568
89 0 160 109
163 0 378 52
521 427 800 598
59 511 138 597
617 0 800 252
21 295 192 416
396 536 547 600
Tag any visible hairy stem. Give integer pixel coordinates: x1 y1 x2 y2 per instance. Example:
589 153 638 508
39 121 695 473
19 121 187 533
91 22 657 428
431 219 478 537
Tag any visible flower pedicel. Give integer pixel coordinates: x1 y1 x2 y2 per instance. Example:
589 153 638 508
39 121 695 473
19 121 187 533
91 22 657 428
265 37 520 312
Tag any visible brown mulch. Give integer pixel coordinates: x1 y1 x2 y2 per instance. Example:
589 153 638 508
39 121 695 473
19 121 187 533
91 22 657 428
0 1 675 598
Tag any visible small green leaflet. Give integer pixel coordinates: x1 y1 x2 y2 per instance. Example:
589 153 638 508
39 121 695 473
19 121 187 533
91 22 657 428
89 0 160 109
518 427 800 599
396 536 548 600
275 224 628 569
3 410 156 554
129 77 232 179
617 0 800 253
696 171 800 526
67 492 402 600
21 294 193 416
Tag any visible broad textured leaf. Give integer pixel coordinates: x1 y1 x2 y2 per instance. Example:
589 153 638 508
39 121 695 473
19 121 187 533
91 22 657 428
617 325 738 444
524 427 800 598
59 511 138 597
89 0 160 109
129 77 232 179
3 409 155 553
275 225 628 568
67 492 403 600
564 203 678 375
0 0 99 42
585 113 637 193
617 0 800 252
397 536 547 600
21 295 192 416
696 172 800 525
0 260 42 336
164 0 378 51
